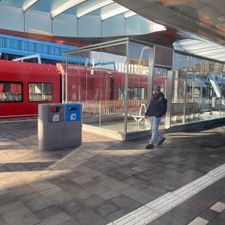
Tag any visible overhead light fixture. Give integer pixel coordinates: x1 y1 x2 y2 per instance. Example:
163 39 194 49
76 0 113 18
124 11 136 18
101 5 129 20
51 0 86 19
22 0 38 12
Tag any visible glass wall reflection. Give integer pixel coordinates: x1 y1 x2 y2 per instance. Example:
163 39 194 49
172 53 225 126
64 40 225 139
127 42 153 132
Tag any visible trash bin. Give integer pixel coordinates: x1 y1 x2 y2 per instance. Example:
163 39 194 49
38 103 82 151
64 103 82 148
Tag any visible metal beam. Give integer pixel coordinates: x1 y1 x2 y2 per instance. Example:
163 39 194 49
22 0 39 12
76 0 113 18
101 3 129 20
51 0 86 19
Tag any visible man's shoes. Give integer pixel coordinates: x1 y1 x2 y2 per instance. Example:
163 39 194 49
145 144 154 149
158 137 166 146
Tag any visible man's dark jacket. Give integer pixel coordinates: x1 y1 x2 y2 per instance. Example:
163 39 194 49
145 92 166 117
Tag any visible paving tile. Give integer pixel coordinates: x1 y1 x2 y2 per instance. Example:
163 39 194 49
75 191 95 203
128 190 158 204
19 192 42 202
0 192 16 205
58 218 82 225
41 212 71 225
96 202 118 217
200 208 219 222
83 194 105 207
48 176 70 185
105 208 129 223
208 217 225 225
220 196 225 204
110 195 142 210
169 201 202 221
71 175 94 185
25 196 54 211
220 210 225 220
210 202 225 213
43 190 73 204
8 185 36 197
57 180 83 195
105 170 130 181
59 199 85 216
1 201 40 225
146 185 168 195
74 209 106 225
98 189 120 200
0 215 7 225
148 211 191 225
187 217 209 225
29 181 57 192
35 205 63 220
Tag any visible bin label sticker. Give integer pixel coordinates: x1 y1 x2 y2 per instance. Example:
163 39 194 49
53 114 60 122
65 104 81 122
70 113 76 121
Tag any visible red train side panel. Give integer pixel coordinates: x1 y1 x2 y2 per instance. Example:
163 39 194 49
0 60 61 118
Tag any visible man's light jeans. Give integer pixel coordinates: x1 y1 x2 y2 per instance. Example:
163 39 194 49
148 116 164 145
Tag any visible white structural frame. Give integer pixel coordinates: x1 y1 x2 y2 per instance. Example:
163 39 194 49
76 0 113 18
51 0 86 19
22 0 39 12
101 3 129 20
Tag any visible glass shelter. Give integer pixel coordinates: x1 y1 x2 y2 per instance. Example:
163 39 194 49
169 53 225 127
64 38 225 140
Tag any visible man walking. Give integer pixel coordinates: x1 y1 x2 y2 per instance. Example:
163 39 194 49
145 84 166 149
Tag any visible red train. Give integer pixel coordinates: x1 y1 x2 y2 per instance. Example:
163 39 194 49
0 60 166 119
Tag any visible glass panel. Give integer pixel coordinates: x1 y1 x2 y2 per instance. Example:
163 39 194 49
29 83 53 102
153 67 168 129
172 53 225 126
127 41 153 132
0 82 22 102
65 41 127 133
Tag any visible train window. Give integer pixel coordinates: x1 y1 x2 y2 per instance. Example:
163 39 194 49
134 87 145 100
29 82 53 102
0 81 23 102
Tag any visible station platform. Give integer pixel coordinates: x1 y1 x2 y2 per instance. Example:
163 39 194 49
0 120 224 225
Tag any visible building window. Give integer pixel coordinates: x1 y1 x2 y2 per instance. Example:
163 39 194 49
29 82 53 102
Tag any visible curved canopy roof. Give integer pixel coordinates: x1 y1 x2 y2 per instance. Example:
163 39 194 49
0 0 224 62
115 0 225 46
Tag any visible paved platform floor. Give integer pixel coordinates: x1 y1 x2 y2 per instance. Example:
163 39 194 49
0 120 224 225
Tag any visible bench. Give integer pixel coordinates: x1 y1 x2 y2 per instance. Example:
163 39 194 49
131 104 147 127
